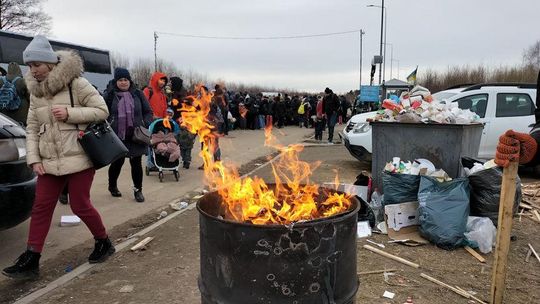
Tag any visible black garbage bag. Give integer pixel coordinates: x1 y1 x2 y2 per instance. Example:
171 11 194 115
357 197 376 228
418 176 470 250
461 157 521 226
382 172 421 205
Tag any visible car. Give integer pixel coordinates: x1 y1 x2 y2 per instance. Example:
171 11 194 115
341 83 537 162
0 113 36 230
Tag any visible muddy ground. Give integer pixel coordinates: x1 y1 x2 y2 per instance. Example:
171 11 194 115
1 144 539 304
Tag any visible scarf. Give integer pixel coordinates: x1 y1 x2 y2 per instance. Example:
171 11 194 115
117 91 135 140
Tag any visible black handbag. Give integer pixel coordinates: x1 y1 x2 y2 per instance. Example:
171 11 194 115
132 125 151 145
69 83 128 169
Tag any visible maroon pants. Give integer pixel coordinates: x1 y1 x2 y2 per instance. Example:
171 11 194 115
266 115 273 127
27 168 107 252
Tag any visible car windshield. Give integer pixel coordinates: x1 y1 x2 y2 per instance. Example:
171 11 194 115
432 91 458 101
0 113 18 127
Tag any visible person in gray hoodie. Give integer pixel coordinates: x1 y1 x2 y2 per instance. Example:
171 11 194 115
0 62 30 125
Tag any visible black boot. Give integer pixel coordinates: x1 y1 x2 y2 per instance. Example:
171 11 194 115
59 193 69 205
88 238 115 264
2 250 40 279
134 189 145 203
108 186 122 197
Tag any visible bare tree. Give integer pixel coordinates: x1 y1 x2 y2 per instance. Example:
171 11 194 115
0 0 52 35
523 40 540 69
110 51 130 70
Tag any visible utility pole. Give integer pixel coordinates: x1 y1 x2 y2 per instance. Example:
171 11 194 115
382 5 387 83
359 30 365 89
154 31 158 72
379 0 384 85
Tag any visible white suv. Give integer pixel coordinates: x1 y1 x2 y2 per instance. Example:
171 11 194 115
341 84 537 162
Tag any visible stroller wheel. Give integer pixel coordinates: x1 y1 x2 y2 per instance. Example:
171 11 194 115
174 170 179 182
159 171 164 182
145 166 150 176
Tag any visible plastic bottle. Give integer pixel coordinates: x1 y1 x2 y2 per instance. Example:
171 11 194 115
369 189 383 223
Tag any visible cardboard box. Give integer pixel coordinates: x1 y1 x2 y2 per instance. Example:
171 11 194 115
384 202 428 246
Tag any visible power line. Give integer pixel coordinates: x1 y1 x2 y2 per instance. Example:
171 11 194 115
155 29 362 40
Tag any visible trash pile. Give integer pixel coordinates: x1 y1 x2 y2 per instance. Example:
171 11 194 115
362 156 521 253
367 85 481 124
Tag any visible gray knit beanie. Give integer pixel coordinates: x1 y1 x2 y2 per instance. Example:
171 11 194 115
23 35 58 64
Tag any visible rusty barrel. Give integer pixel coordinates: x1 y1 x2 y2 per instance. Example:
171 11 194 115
197 186 360 304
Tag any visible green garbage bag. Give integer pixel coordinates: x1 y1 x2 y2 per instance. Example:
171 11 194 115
382 172 421 205
418 176 470 250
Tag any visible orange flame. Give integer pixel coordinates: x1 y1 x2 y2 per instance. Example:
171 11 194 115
181 85 351 225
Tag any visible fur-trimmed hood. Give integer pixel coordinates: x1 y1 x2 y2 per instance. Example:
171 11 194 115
25 50 84 98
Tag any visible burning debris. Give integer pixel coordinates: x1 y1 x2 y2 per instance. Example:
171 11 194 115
180 85 352 225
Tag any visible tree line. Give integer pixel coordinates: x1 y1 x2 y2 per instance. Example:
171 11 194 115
418 41 540 93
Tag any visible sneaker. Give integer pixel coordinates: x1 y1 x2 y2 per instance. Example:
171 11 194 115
134 189 145 203
108 186 122 197
183 162 190 169
2 250 40 279
88 238 115 264
197 165 204 170
327 141 334 145
59 193 68 205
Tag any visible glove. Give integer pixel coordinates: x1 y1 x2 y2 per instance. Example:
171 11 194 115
495 130 537 167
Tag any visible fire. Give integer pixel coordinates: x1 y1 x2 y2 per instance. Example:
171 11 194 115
181 85 351 225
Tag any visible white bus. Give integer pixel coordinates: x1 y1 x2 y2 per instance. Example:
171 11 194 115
0 30 112 92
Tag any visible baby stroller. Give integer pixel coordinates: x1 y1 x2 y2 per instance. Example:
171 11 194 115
146 118 181 182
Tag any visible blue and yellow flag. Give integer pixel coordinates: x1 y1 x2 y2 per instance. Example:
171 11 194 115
407 66 418 84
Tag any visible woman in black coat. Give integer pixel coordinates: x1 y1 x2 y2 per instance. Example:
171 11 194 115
103 68 153 202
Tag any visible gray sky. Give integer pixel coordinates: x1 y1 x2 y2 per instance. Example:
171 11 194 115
44 0 540 93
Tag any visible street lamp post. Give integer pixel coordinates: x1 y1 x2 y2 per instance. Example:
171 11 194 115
359 30 365 89
367 1 386 85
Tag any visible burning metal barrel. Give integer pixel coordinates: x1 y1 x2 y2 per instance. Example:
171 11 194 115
197 186 360 304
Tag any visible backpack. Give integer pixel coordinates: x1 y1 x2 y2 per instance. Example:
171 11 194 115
297 102 305 115
0 76 22 111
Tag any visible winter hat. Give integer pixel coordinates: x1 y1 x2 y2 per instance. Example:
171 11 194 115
170 77 183 92
23 35 58 64
114 67 131 81
324 87 332 94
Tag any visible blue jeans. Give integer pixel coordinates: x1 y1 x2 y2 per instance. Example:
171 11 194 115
180 148 192 164
327 113 338 142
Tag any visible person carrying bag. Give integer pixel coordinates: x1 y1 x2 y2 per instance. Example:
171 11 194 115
103 67 153 202
2 36 115 279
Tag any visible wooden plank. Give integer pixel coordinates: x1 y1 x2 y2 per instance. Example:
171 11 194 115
529 243 540 263
525 249 532 263
464 246 486 263
455 286 488 304
533 210 540 222
363 245 420 268
420 273 471 299
519 203 533 210
490 162 519 304
130 236 154 251
357 268 398 275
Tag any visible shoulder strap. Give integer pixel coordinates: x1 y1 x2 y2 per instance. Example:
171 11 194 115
67 81 79 130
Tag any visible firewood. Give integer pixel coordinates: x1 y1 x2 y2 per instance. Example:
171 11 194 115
363 245 420 268
528 244 540 263
464 246 486 263
130 237 154 251
357 268 398 275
